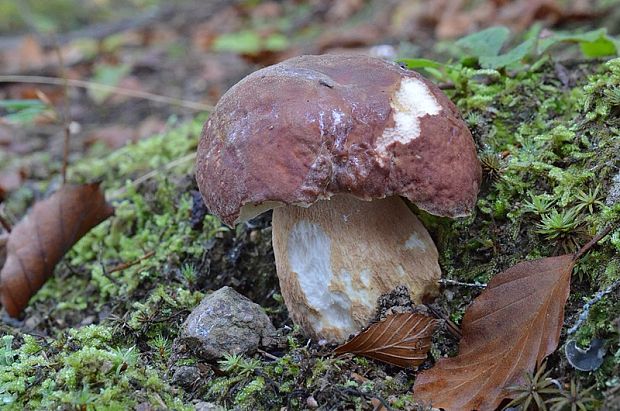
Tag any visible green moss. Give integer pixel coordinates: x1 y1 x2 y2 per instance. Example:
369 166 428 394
3 42 620 410
433 57 620 398
1 118 212 409
0 325 191 410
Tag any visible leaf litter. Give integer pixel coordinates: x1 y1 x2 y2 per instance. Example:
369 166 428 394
413 226 615 411
335 312 438 368
0 183 113 317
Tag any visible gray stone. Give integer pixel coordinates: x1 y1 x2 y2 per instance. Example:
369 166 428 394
194 402 224 411
171 365 201 390
605 171 620 206
175 286 276 360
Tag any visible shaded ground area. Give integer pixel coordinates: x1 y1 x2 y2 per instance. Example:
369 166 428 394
1 0 620 410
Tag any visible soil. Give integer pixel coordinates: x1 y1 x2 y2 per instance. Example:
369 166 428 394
1 1 620 410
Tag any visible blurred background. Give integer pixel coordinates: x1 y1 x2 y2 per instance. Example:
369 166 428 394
0 0 619 186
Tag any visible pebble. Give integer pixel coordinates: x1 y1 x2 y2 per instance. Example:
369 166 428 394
174 286 276 360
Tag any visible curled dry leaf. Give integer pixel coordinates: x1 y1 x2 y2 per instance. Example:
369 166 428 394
335 313 438 368
413 254 575 411
0 183 113 317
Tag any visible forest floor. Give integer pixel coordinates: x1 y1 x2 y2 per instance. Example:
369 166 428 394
1 0 620 410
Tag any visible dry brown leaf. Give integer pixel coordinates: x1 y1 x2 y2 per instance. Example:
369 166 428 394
335 313 438 368
413 254 575 411
0 183 113 317
0 169 25 201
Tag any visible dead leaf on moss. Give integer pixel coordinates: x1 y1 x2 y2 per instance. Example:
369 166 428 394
413 254 575 411
0 183 114 317
335 313 437 368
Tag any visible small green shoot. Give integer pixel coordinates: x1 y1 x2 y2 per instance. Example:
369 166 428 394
0 99 47 124
0 335 15 366
218 353 260 377
546 379 599 411
574 186 604 215
524 194 556 216
536 208 580 239
505 363 558 411
181 263 197 285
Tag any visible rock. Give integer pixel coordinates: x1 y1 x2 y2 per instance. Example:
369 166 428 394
171 365 201 390
174 286 276 360
605 171 620 206
194 401 225 411
134 402 154 411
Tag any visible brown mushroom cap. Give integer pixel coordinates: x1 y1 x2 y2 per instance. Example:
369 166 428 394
196 54 481 225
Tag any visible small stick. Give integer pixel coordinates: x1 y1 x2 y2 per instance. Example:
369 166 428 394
438 82 455 90
0 75 213 111
425 304 462 340
568 279 620 335
53 39 71 184
573 224 616 261
439 278 487 288
108 250 155 273
257 348 279 361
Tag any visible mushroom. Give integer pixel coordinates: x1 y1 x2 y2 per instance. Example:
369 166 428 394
196 54 481 342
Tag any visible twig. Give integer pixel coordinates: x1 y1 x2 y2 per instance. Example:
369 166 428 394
438 82 455 90
256 348 279 361
108 250 155 273
439 278 486 288
0 75 213 111
425 304 462 340
573 224 616 261
567 279 620 335
53 39 71 184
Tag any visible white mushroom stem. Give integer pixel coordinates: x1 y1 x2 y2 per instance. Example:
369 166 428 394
271 195 441 343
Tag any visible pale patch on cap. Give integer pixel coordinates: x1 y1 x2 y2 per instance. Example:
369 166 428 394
375 77 442 156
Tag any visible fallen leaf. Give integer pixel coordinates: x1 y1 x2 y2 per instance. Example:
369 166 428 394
413 254 575 411
0 183 113 317
0 169 25 201
335 313 437 368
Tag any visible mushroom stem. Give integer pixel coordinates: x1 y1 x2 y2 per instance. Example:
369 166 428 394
271 195 441 342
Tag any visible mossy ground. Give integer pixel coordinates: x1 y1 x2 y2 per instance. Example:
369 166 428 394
1 57 620 410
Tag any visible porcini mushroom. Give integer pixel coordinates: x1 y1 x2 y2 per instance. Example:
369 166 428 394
196 54 481 342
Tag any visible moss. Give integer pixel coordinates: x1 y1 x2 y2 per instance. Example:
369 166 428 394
0 325 192 410
1 119 211 409
3 50 620 410
431 57 620 399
